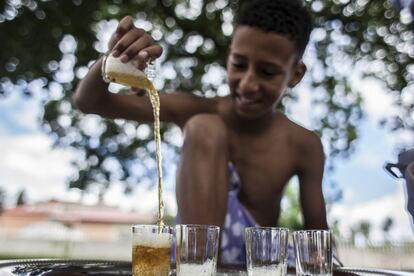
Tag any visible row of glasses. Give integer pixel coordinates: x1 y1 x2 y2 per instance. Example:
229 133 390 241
132 224 332 276
246 228 332 276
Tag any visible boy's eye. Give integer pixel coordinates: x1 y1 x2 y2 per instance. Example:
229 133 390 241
260 67 283 77
231 62 246 69
261 69 279 76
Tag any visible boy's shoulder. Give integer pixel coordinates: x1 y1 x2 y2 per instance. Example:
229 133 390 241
275 113 323 151
274 115 325 171
276 113 318 136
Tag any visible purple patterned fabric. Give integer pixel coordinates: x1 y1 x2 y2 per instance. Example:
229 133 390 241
220 162 259 265
221 163 296 266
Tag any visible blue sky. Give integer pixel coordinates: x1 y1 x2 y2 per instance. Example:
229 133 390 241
0 76 413 242
0 88 400 205
0 92 41 135
332 118 399 203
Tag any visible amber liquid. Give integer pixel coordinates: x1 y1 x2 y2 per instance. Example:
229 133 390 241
132 245 171 276
104 70 165 227
146 81 165 227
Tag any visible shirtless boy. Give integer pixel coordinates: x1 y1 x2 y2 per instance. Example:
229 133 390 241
74 0 329 265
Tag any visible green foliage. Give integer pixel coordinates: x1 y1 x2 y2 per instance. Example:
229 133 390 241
1 0 413 191
381 216 394 242
278 184 304 230
16 189 26 206
382 216 394 233
162 213 177 226
358 220 372 240
0 188 5 213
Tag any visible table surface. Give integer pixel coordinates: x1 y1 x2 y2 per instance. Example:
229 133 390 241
0 259 413 276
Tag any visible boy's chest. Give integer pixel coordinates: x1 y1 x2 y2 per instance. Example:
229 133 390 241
226 127 301 225
229 140 297 225
228 133 297 195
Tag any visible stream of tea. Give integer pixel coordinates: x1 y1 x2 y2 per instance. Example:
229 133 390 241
102 56 164 227
146 80 164 227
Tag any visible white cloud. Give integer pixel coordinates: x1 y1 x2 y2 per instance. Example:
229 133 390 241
0 132 178 216
102 182 177 216
0 134 76 205
357 78 398 122
330 184 414 242
288 85 312 128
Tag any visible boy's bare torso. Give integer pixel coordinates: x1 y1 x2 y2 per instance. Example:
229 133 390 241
216 96 314 227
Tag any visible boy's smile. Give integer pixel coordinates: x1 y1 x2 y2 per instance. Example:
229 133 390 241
227 26 305 120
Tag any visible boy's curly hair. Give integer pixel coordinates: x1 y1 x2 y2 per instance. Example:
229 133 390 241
236 0 313 58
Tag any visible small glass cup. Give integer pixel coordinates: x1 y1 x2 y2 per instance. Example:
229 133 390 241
245 227 289 276
293 230 332 276
132 224 173 276
175 224 220 276
101 53 155 89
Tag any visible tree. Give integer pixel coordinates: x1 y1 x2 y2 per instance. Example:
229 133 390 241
278 182 343 231
381 216 394 242
350 227 357 245
1 0 413 192
278 184 304 230
358 220 371 243
16 189 26 206
0 188 5 214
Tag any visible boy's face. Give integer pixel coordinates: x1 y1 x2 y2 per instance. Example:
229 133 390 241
227 26 306 120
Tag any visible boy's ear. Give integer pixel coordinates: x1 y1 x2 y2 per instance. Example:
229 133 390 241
288 61 306 88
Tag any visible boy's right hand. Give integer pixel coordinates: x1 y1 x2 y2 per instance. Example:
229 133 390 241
108 16 163 70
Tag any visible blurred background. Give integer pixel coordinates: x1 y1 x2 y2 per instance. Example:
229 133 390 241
0 0 414 271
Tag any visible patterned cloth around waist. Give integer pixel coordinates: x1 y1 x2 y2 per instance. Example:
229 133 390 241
220 162 258 265
220 163 296 266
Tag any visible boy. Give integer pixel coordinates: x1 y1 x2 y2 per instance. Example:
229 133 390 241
74 0 330 265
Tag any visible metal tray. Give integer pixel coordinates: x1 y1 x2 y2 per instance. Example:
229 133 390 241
0 259 412 275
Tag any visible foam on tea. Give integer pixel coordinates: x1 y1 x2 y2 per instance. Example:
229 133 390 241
133 231 173 248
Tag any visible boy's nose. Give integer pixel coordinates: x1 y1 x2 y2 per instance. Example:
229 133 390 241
239 70 260 93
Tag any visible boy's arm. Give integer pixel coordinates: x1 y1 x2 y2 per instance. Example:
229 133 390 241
297 132 328 229
73 16 218 127
297 131 344 266
74 59 217 127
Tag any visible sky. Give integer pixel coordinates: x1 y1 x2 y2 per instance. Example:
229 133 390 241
1 75 413 243
1 13 414 242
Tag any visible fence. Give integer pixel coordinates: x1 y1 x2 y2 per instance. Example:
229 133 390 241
0 237 131 261
338 240 414 271
0 237 413 271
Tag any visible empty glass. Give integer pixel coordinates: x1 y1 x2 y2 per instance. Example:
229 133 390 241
245 227 289 276
175 224 220 276
293 230 332 276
